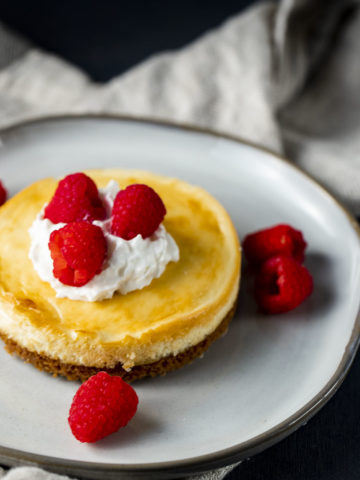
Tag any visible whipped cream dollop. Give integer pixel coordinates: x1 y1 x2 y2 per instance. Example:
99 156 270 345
28 181 180 302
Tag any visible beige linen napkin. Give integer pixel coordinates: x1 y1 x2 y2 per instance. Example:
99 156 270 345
0 0 359 479
0 0 359 212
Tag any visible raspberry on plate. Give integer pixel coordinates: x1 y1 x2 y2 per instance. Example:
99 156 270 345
68 371 139 443
243 224 307 265
255 255 313 314
0 181 7 206
111 184 166 240
49 221 107 287
44 172 106 223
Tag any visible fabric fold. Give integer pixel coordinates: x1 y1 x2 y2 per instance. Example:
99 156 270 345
0 0 359 214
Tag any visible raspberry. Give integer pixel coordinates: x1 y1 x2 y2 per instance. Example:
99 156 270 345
111 184 166 240
0 180 7 206
255 255 313 314
49 221 107 287
68 372 139 443
243 224 307 265
44 173 106 224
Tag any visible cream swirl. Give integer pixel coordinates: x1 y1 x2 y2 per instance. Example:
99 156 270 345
28 181 180 301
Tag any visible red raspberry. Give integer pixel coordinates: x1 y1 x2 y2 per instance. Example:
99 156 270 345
243 224 307 265
111 184 166 240
68 372 139 443
44 173 106 224
49 221 107 287
255 255 313 314
0 180 7 206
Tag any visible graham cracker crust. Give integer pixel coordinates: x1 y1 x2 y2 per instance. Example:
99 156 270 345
0 303 237 382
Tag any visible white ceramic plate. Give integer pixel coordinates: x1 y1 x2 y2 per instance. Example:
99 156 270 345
0 116 360 479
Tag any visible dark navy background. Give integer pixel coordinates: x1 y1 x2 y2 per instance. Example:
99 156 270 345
0 0 254 82
0 1 359 479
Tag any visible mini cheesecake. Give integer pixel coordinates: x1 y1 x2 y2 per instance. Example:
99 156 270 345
0 170 241 381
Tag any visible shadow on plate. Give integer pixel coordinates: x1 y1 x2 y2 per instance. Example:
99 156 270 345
89 410 162 450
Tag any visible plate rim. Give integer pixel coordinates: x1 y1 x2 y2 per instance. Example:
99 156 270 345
1 113 360 478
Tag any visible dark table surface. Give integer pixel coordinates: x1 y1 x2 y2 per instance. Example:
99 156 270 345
0 1 359 479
